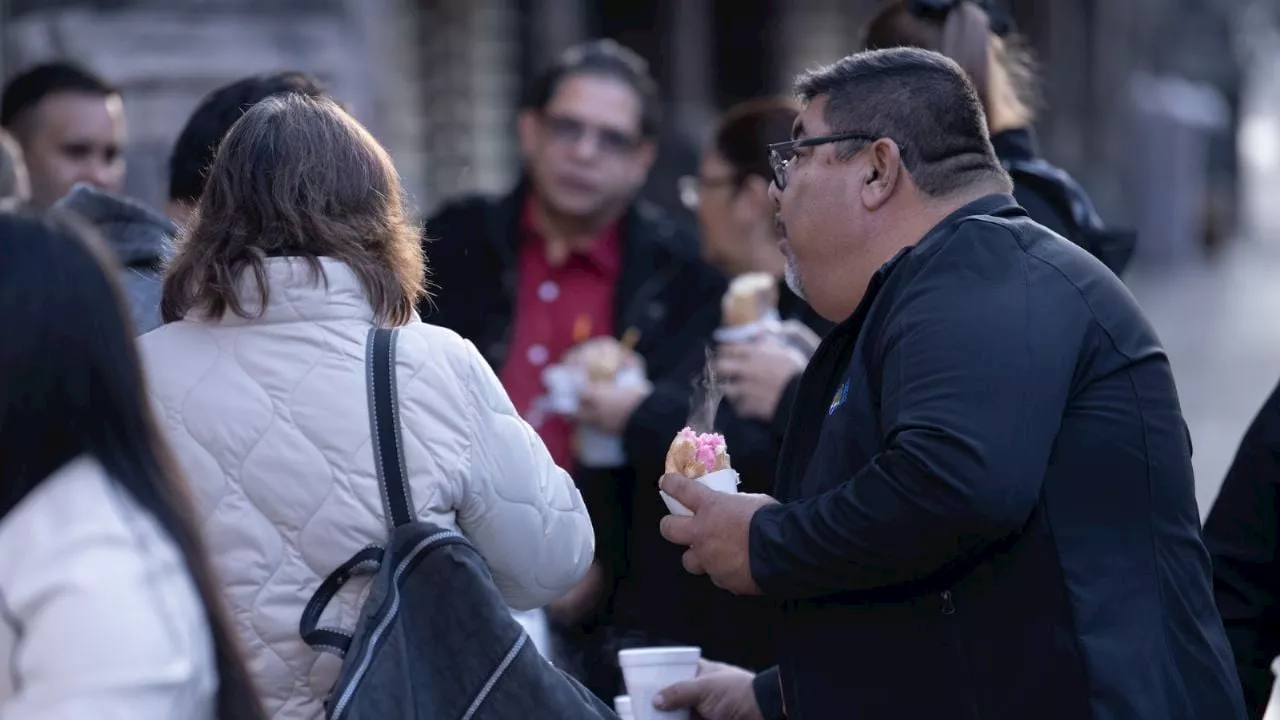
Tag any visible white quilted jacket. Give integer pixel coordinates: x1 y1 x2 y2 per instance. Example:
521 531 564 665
138 258 594 720
0 456 217 719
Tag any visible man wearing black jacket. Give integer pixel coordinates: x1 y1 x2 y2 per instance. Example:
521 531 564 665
420 39 724 698
657 47 1243 720
1205 379 1280 719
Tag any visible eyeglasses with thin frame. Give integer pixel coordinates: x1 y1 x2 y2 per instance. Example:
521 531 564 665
541 113 643 157
768 132 905 191
677 174 737 211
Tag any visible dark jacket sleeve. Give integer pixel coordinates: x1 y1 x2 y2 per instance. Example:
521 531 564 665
1205 379 1280 719
748 252 1073 599
752 666 786 720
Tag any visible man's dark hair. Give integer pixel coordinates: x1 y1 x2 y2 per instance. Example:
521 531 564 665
794 47 1006 197
0 61 118 129
168 71 326 204
521 39 661 137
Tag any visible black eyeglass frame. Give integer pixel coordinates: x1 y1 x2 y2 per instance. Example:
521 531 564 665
767 132 906 191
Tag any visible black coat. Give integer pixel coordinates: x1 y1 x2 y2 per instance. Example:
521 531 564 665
991 127 1073 239
420 183 726 596
748 195 1243 719
1205 378 1280 719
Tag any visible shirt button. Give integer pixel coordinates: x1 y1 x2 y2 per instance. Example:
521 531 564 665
537 281 560 303
527 344 549 366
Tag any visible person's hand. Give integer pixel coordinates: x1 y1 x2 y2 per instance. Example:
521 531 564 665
653 659 764 720
575 380 652 435
777 319 822 357
715 339 806 421
658 474 777 595
545 561 604 625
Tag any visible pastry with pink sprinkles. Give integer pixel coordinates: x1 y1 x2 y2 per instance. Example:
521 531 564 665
665 427 732 479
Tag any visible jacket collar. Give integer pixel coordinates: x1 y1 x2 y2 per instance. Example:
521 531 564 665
990 126 1040 162
195 257 383 326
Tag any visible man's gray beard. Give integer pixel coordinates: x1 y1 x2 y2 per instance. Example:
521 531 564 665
784 258 805 301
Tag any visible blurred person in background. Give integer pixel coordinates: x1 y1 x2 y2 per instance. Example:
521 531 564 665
0 128 31 210
54 183 175 335
1205 379 1280 719
608 99 833 676
139 94 593 719
0 211 264 720
165 70 327 228
0 61 126 209
46 72 329 336
422 38 725 700
657 47 1242 720
864 0 1135 276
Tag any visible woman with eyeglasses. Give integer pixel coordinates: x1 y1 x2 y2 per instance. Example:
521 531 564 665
865 0 1135 275
606 100 835 701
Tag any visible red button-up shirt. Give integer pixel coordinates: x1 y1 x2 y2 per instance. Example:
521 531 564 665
498 199 622 470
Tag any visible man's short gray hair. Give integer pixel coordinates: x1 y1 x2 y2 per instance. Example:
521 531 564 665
794 47 1008 197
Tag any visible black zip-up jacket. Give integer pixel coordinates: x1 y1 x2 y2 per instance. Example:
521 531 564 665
1205 378 1280 719
421 183 726 593
747 195 1243 719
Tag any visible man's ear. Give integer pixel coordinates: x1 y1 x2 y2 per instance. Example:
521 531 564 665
516 109 540 163
860 138 902 212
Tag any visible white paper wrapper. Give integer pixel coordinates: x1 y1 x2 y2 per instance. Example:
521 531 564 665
541 364 586 414
573 367 649 468
660 468 740 516
712 309 782 343
614 696 634 720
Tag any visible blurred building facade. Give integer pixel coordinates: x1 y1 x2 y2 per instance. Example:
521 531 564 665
0 0 1255 250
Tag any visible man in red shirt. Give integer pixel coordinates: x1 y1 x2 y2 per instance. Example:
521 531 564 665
421 39 726 700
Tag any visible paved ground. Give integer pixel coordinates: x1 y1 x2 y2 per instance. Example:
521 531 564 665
1125 234 1280 519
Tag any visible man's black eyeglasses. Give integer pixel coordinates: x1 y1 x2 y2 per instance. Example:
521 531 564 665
768 132 900 191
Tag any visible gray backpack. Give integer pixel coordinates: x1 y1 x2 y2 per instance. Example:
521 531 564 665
300 328 618 719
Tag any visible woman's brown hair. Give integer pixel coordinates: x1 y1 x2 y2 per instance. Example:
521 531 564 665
864 0 1039 133
714 98 800 186
161 93 425 325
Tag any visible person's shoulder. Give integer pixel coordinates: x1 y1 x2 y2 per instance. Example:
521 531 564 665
395 320 485 383
629 200 727 293
423 192 504 237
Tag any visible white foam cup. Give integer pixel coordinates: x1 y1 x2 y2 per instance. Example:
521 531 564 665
1264 656 1280 720
614 695 634 720
661 468 740 516
618 647 701 720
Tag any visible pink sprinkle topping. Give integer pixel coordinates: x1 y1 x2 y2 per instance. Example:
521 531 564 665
679 426 726 473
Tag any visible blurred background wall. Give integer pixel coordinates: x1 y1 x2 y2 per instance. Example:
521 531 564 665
0 0 1257 252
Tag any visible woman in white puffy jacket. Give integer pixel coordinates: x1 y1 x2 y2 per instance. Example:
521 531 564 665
138 94 595 719
0 212 266 719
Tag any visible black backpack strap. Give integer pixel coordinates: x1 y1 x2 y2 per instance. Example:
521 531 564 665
299 327 414 658
299 545 384 657
368 327 415 529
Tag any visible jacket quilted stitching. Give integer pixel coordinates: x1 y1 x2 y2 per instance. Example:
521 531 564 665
138 258 594 719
